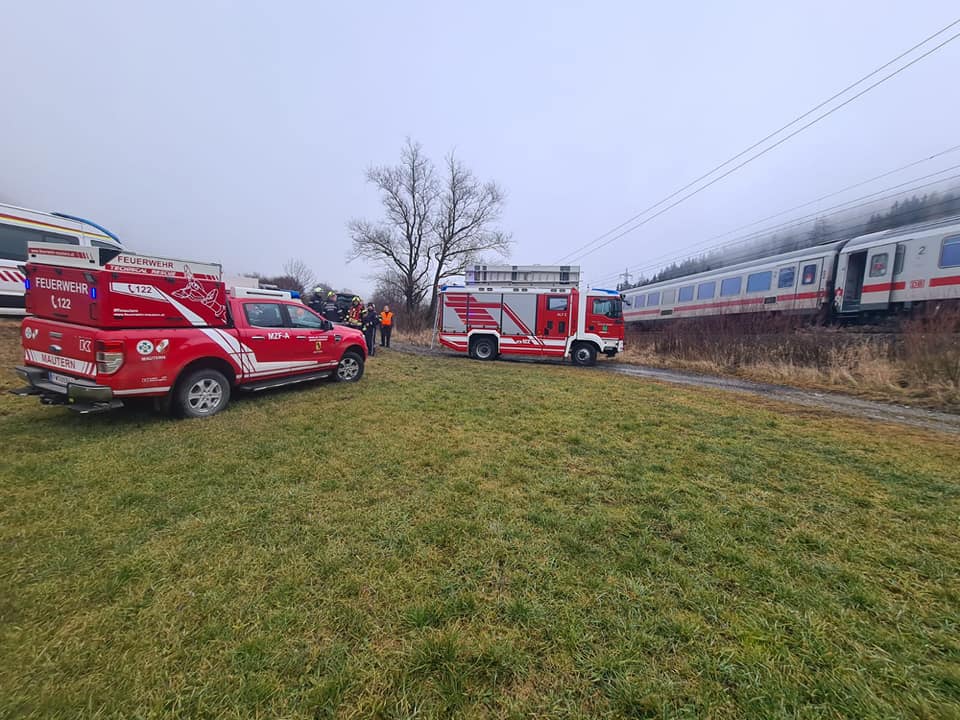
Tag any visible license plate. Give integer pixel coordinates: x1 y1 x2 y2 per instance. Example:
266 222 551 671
48 371 73 386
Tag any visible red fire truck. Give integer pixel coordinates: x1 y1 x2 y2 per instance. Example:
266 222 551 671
12 242 367 417
436 281 624 365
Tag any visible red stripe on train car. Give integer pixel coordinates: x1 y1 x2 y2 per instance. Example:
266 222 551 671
929 275 960 288
625 289 827 318
861 281 906 293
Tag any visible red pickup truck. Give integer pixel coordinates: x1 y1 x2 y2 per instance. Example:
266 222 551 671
12 242 367 417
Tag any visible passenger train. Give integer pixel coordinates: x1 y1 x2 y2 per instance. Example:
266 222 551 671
0 202 124 316
622 216 960 323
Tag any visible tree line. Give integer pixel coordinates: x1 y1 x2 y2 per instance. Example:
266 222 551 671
621 187 960 290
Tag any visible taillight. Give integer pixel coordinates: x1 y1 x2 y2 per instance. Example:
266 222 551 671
95 339 124 375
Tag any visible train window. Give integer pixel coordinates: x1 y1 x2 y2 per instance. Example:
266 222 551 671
746 271 771 293
697 281 715 300
869 253 888 277
720 277 741 296
778 267 795 289
662 288 676 304
632 294 645 308
646 291 660 306
941 235 960 268
802 264 817 285
678 285 694 302
547 296 568 311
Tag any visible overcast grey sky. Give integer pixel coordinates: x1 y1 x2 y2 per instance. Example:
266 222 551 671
2 1 958 294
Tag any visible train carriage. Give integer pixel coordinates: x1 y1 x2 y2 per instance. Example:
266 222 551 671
835 216 960 313
623 241 844 322
624 215 960 324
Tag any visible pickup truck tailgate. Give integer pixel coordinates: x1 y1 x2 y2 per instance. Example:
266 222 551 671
20 318 98 379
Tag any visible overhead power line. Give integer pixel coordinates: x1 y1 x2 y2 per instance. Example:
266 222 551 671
594 165 960 285
554 16 960 266
615 193 960 294
591 166 960 286
589 144 960 284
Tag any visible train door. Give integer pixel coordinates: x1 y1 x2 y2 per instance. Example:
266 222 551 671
838 251 867 312
776 263 798 310
859 243 897 310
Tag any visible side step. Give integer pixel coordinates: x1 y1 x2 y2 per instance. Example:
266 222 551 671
239 371 331 392
66 400 125 415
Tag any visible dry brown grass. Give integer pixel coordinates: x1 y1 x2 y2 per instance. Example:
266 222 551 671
394 328 435 347
623 310 960 411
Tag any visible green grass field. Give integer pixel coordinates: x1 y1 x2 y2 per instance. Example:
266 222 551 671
1 336 958 718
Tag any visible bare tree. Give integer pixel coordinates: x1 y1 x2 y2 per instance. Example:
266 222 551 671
281 258 317 295
427 152 511 316
348 139 438 313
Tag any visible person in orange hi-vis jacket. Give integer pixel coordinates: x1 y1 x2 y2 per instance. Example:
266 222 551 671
379 305 394 348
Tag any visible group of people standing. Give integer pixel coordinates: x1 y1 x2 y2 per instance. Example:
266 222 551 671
314 289 393 356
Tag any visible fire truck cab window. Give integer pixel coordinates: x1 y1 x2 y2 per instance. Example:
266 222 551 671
244 302 285 328
801 264 817 285
592 297 622 318
941 235 960 267
287 305 325 329
869 253 888 277
546 296 568 311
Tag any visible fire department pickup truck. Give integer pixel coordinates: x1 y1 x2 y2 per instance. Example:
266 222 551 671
12 242 367 417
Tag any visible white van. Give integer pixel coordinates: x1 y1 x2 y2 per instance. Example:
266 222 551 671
0 202 124 315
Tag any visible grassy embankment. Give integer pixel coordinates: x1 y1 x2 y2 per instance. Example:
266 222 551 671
396 315 960 411
621 314 960 411
1 321 958 718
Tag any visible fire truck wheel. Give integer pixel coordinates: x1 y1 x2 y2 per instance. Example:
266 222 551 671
471 336 498 361
335 351 365 382
176 368 231 418
571 342 597 367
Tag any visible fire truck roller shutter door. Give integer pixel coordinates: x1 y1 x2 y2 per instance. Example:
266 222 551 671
500 293 537 337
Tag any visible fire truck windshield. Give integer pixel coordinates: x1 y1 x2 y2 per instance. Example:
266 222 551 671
592 297 622 318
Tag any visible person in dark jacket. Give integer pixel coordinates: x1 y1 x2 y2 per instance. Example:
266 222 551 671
308 287 327 314
322 291 342 323
361 302 380 356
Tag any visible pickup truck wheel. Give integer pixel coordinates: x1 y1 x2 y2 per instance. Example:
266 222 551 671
335 351 364 382
471 336 497 361
176 369 231 418
571 342 597 367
